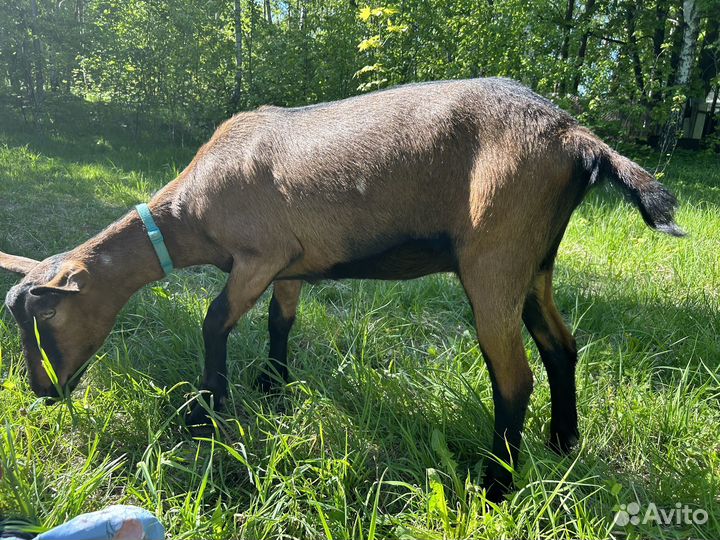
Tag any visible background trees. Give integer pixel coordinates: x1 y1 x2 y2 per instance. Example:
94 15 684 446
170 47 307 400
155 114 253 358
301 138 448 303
0 0 717 147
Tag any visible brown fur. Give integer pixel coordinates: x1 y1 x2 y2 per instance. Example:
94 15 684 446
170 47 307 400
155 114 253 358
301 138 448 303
0 78 683 500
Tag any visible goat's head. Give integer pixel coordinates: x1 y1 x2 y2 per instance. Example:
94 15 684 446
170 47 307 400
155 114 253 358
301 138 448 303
1 251 119 398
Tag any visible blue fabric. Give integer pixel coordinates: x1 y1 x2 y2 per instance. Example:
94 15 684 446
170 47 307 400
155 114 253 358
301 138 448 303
36 505 164 540
135 203 174 276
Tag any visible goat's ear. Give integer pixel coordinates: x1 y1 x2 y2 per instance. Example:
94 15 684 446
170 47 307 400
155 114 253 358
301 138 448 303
30 267 88 296
0 251 40 275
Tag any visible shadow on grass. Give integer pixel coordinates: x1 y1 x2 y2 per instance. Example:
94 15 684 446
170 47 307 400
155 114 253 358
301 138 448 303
0 93 199 170
0 95 198 258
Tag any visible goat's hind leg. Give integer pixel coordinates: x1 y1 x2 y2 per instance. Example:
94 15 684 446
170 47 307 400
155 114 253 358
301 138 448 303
257 279 302 391
186 256 280 430
522 268 579 453
460 259 534 503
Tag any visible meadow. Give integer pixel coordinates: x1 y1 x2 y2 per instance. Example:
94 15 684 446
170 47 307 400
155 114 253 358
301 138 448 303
0 98 718 539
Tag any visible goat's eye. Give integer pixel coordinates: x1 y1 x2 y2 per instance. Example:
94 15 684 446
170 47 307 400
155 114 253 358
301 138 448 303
38 309 56 321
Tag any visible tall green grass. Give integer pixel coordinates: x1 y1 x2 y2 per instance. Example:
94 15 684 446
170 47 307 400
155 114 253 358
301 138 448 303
0 101 718 539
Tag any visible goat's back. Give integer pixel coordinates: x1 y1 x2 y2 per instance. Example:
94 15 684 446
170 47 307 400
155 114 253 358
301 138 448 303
176 79 588 278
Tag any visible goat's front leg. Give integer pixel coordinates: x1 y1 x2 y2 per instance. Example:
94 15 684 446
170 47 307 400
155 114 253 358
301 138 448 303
257 279 303 391
186 256 279 430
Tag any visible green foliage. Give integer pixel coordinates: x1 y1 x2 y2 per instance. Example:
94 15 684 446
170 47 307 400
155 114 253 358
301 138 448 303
0 1 717 143
354 4 407 92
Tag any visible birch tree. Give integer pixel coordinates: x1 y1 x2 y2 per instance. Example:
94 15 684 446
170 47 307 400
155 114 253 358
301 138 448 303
660 0 702 152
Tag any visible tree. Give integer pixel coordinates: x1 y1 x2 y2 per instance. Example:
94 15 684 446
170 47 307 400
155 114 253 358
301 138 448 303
660 0 702 153
230 0 244 113
0 0 716 147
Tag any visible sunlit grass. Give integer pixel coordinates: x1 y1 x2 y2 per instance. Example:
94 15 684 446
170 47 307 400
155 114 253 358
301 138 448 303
0 100 718 538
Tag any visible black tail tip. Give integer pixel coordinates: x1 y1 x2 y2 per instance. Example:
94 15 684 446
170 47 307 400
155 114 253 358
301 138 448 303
654 222 687 237
637 183 686 237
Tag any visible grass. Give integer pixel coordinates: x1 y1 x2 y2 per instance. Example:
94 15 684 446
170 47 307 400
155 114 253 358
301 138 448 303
0 96 718 539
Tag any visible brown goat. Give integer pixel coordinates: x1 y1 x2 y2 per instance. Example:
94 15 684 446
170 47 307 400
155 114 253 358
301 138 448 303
0 78 683 502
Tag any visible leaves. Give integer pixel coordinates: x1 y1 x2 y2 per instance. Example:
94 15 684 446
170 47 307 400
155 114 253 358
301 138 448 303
359 6 399 21
354 4 407 92
353 63 383 77
426 468 450 532
0 0 717 148
358 35 381 51
358 6 373 22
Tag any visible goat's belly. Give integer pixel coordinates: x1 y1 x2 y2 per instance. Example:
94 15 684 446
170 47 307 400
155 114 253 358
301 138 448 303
286 235 457 281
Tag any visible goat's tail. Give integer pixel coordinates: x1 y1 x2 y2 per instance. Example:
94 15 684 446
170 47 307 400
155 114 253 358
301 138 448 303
570 127 686 237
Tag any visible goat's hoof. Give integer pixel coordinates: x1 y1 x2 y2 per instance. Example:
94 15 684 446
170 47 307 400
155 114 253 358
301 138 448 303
185 403 215 436
549 430 580 455
255 372 286 393
482 475 511 505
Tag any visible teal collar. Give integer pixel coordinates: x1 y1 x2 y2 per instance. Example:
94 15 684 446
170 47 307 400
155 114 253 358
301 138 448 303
135 203 174 276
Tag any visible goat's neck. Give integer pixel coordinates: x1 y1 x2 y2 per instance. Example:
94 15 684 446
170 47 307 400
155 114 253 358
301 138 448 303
71 199 224 299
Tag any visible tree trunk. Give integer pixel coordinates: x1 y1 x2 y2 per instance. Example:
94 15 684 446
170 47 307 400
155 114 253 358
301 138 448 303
558 0 575 94
570 0 596 94
75 0 83 22
76 0 88 90
625 2 645 96
30 0 45 104
7 47 23 95
48 0 61 92
230 0 244 111
300 3 309 99
647 0 668 106
21 40 36 107
674 0 701 88
698 15 719 94
247 0 254 99
264 0 272 24
666 2 686 89
660 0 701 153
652 1 667 59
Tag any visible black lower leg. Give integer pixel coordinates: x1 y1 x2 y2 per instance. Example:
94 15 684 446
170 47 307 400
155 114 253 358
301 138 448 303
258 293 296 390
187 291 232 426
543 355 579 453
484 384 532 503
523 294 579 453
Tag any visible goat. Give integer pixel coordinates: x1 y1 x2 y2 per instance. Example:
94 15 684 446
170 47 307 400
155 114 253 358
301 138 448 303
0 78 684 502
